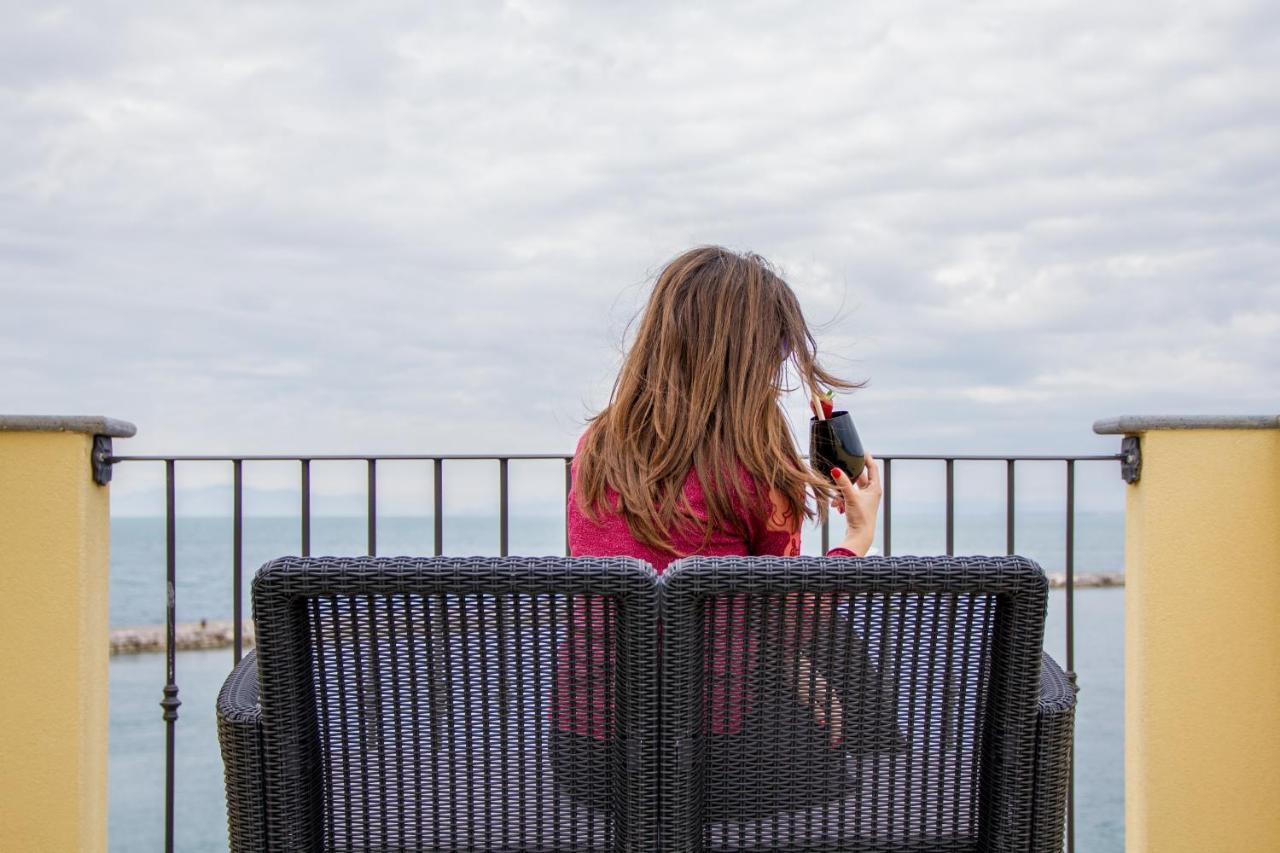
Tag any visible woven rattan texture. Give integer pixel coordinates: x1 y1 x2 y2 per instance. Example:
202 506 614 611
1030 655 1075 853
246 556 659 852
217 555 1073 852
216 650 268 850
660 555 1054 853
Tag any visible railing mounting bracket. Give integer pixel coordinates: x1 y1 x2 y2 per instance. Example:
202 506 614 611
1121 436 1141 484
92 435 113 485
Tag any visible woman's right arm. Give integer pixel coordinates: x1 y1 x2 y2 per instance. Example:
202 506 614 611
786 454 881 747
751 454 881 558
830 454 881 557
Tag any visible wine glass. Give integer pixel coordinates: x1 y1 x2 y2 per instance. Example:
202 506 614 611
810 410 866 483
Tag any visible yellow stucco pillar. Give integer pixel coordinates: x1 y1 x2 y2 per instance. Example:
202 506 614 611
0 416 135 853
1095 415 1280 853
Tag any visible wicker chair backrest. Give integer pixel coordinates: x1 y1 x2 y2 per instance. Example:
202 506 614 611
250 555 660 852
659 555 1048 853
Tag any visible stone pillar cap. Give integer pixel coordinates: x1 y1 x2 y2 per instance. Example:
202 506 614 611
1094 415 1280 435
0 416 136 438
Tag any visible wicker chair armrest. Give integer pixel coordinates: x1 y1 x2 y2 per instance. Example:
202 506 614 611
216 651 268 853
1030 652 1077 852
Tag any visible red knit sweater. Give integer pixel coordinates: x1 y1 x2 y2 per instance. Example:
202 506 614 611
556 436 856 739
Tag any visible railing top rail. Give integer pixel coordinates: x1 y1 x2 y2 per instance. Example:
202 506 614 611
108 454 573 462
107 452 1124 463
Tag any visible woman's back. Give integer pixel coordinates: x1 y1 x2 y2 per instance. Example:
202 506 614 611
567 438 798 572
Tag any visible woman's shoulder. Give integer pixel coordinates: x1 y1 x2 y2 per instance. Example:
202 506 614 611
728 464 802 534
761 485 803 534
747 474 803 556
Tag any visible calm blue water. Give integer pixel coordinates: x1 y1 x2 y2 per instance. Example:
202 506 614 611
107 513 1124 851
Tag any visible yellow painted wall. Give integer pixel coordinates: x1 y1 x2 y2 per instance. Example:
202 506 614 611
0 431 109 852
1126 428 1280 852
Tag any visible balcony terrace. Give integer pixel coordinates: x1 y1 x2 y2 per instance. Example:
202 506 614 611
0 414 1276 852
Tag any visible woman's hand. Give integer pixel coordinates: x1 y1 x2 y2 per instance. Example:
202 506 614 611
833 453 881 556
783 653 844 747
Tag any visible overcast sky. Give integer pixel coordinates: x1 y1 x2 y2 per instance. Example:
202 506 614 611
3 2 1276 511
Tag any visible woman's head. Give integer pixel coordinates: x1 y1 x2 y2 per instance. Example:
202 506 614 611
576 245 858 553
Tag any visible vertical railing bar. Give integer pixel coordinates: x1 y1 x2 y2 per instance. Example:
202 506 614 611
564 457 572 557
433 458 443 556
232 459 243 665
1066 458 1076 853
1065 460 1076 671
945 458 955 556
821 507 830 554
300 459 311 557
1006 459 1016 555
883 456 892 556
367 458 377 556
161 460 180 853
499 458 509 557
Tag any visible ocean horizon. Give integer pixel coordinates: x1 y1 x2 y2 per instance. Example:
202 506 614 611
108 510 1124 627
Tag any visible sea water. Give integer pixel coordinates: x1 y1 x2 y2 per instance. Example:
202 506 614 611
107 513 1124 851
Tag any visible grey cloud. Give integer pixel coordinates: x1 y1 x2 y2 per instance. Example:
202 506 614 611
1 0 1276 502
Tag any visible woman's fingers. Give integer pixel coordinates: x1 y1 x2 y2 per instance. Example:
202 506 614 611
836 456 879 492
808 667 844 747
792 655 824 724
831 466 858 515
789 650 846 748
831 467 859 501
862 454 880 490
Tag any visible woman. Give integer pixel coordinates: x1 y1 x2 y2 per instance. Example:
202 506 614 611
550 246 889 817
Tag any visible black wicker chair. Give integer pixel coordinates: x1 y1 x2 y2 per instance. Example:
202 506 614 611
218 555 1074 852
217 556 660 852
660 555 1075 852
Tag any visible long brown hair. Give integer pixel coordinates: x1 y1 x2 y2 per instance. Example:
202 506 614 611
575 246 858 555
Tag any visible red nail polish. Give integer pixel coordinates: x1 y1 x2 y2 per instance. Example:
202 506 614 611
831 469 840 479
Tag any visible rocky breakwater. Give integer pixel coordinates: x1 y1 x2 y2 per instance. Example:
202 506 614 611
1047 572 1124 589
111 620 256 655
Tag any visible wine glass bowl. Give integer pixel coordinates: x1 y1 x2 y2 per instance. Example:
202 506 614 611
810 411 866 484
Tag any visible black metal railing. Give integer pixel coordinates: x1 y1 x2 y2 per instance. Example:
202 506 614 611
108 450 1122 853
